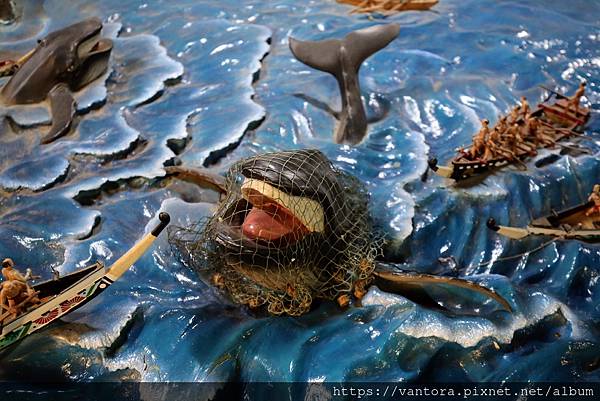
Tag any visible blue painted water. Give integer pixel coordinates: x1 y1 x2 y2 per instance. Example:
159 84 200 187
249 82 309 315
0 0 599 392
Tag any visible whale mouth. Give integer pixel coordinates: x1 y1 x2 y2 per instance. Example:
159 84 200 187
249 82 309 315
77 32 112 59
233 178 325 244
74 30 113 89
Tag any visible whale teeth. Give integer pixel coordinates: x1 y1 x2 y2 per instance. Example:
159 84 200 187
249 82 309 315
241 178 325 233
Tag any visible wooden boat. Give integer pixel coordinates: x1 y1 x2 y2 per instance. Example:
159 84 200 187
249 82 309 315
428 93 591 181
337 0 438 13
0 212 170 351
487 202 600 242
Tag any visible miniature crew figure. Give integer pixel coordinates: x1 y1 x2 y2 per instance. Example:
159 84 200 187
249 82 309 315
476 118 490 145
483 127 502 160
505 123 523 157
496 115 508 133
527 117 553 147
586 185 600 217
469 133 486 159
2 258 28 282
469 119 490 159
520 96 530 119
509 105 521 123
0 258 39 322
568 82 586 115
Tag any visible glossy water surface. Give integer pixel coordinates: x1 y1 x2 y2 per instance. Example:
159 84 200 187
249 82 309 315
0 0 599 395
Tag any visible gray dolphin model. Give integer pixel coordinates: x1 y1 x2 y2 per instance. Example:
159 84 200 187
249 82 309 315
1 17 113 144
289 24 400 145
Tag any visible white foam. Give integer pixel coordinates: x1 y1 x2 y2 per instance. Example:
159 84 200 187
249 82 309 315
362 286 587 347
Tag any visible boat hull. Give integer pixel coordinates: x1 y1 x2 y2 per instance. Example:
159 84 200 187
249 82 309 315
0 267 112 351
0 212 170 352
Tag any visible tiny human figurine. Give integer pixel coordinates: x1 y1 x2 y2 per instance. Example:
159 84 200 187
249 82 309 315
0 258 39 323
586 185 600 217
520 96 530 119
567 82 586 116
495 115 508 133
2 258 29 282
504 122 523 158
468 119 490 159
509 105 521 123
479 119 490 139
469 134 485 159
483 127 502 160
526 116 553 148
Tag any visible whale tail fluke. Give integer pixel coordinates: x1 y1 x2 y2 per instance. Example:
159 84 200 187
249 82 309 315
289 24 400 77
289 24 400 144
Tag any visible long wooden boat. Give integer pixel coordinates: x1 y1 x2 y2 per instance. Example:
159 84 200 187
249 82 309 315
0 212 170 351
428 93 590 181
487 202 600 242
337 0 438 13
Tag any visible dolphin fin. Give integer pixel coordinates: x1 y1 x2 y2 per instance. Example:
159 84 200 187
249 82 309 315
373 269 513 313
289 24 400 144
42 84 75 145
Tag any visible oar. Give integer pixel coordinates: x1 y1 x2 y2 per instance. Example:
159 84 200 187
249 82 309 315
556 142 591 155
0 48 36 77
487 218 530 240
499 148 528 170
105 212 170 281
539 85 568 100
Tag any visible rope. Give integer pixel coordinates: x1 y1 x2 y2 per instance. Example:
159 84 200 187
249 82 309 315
466 237 559 270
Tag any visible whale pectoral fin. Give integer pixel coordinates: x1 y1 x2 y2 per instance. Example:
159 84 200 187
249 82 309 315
165 165 228 195
289 38 342 76
42 84 75 145
373 269 513 314
344 24 400 69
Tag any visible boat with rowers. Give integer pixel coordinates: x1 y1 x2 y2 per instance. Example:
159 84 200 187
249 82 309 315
0 212 170 351
337 0 438 14
428 84 591 182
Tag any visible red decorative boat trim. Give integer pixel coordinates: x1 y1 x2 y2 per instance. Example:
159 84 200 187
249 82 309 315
33 308 59 325
60 295 86 312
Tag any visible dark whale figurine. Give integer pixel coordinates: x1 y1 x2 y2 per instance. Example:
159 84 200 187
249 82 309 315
289 24 400 145
1 18 113 144
168 150 513 316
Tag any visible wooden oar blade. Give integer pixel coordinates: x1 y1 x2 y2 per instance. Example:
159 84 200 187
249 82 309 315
106 212 170 281
487 218 530 240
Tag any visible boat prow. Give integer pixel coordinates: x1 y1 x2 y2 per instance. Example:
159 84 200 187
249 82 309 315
488 202 600 243
0 212 171 351
427 158 452 178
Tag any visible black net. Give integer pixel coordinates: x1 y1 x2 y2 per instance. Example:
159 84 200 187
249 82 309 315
169 149 381 316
